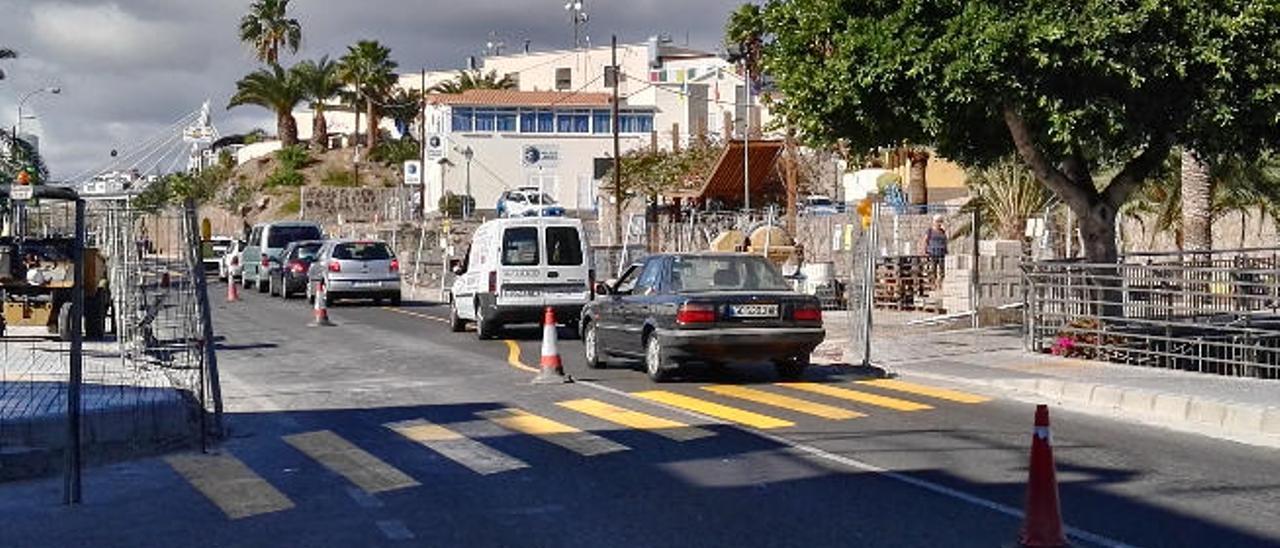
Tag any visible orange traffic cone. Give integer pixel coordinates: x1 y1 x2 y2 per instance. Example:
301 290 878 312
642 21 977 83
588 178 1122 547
1019 404 1067 547
310 282 335 327
532 307 572 384
226 278 240 302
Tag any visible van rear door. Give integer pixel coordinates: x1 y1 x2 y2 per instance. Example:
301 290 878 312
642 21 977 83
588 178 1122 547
543 224 588 293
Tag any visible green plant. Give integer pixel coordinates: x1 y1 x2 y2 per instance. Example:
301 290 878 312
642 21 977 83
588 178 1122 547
279 194 301 215
339 40 398 150
369 139 420 166
294 56 344 151
228 64 305 146
320 168 357 187
438 192 475 217
265 166 304 188
239 0 301 65
275 144 311 171
428 69 516 94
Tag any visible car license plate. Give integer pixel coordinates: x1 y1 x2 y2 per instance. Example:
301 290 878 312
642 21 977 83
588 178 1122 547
729 304 778 318
354 281 379 287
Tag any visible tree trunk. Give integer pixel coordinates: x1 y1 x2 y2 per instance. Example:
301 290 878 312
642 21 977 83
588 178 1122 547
366 100 379 150
277 112 298 147
906 148 929 209
1180 149 1212 252
311 106 329 152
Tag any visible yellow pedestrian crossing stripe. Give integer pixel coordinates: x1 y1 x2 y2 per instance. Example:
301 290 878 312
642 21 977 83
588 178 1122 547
166 453 295 520
634 390 795 429
386 419 529 475
283 430 420 494
557 399 715 442
478 408 629 456
857 379 991 404
701 385 865 420
779 383 933 411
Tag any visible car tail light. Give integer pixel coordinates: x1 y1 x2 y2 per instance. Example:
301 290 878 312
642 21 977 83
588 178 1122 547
676 303 717 325
231 256 239 266
328 261 341 273
390 258 400 273
488 271 497 294
288 260 306 274
794 305 823 322
260 256 270 268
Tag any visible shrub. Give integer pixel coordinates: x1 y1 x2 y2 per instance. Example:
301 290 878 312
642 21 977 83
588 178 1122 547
321 169 358 187
279 194 301 215
369 139 421 166
438 192 476 217
265 166 304 188
275 145 312 171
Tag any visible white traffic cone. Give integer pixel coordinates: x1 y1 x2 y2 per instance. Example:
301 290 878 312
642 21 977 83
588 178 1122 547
310 281 335 327
532 307 571 384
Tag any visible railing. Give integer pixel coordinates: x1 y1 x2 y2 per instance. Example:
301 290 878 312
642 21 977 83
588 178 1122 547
1023 254 1280 379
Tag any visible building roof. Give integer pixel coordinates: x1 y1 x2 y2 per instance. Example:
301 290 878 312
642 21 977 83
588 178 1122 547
425 89 614 108
667 140 785 203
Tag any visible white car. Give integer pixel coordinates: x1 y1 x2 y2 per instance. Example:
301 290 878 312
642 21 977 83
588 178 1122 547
219 239 246 282
203 237 234 275
801 195 841 216
497 187 566 218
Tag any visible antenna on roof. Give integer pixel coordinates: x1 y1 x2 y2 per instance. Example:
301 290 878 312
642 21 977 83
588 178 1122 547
563 0 588 49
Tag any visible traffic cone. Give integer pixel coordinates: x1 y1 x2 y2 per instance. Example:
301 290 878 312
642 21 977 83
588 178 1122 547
226 278 240 302
1018 404 1067 547
532 307 572 384
309 281 335 327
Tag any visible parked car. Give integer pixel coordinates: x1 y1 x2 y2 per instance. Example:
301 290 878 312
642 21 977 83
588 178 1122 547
449 216 591 339
268 240 323 299
306 239 402 306
203 236 234 275
801 195 841 216
219 239 246 282
496 187 566 218
580 253 825 382
241 221 324 292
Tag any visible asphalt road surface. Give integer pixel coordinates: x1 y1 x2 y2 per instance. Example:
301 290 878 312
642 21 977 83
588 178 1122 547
4 284 1279 547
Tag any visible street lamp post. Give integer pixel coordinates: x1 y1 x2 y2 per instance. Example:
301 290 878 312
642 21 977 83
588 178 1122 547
462 146 474 220
16 86 61 137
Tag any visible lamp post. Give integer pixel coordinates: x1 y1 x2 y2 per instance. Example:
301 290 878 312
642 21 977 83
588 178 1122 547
462 146 474 220
16 86 61 137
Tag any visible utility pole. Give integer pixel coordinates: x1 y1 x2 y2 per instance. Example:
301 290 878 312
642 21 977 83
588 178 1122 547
566 1 588 48
462 146 474 220
742 58 751 212
610 35 623 247
353 74 362 186
419 68 427 220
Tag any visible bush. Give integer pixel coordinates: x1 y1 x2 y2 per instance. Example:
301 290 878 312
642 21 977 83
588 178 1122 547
369 139 421 166
438 192 476 217
265 166 305 188
279 194 301 215
321 168 358 187
275 145 311 171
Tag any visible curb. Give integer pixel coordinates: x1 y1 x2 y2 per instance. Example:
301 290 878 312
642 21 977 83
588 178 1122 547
885 367 1280 450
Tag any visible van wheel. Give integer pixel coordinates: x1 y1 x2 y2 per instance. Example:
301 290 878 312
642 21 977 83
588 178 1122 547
257 274 268 293
475 299 499 340
448 302 466 332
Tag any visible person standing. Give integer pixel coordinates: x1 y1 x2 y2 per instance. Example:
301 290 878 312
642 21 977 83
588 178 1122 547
921 214 948 284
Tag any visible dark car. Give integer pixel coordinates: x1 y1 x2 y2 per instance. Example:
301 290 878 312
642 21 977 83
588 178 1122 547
268 240 323 299
581 253 825 382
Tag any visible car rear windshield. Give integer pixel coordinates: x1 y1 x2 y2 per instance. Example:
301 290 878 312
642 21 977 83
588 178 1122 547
670 256 791 293
545 227 582 266
268 226 322 248
292 243 322 260
502 227 539 266
332 242 393 261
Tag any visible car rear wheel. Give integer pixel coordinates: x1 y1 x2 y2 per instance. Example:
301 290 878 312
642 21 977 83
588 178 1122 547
583 321 604 369
256 273 268 293
645 334 671 382
775 355 809 381
390 294 402 306
475 299 499 340
267 276 277 297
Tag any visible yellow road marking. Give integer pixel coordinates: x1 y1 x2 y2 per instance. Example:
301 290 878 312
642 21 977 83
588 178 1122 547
478 408 629 456
503 340 539 373
283 430 420 494
857 379 991 404
386 419 529 475
633 391 795 429
702 385 864 420
557 399 714 441
779 383 933 412
166 453 295 520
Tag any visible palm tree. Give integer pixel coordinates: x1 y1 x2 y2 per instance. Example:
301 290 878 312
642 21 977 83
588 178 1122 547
239 0 302 65
294 56 343 151
427 70 516 94
725 4 764 80
1181 149 1213 251
0 131 48 185
0 48 16 82
383 88 424 139
338 40 398 150
228 64 305 147
960 156 1052 240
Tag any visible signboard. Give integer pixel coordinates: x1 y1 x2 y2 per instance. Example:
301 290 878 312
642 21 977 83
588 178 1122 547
425 135 446 160
403 160 422 186
521 144 560 169
10 185 34 201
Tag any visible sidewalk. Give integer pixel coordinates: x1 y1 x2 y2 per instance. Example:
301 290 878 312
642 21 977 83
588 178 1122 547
817 313 1280 449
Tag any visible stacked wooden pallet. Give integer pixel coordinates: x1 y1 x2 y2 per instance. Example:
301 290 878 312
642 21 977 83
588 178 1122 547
874 256 936 310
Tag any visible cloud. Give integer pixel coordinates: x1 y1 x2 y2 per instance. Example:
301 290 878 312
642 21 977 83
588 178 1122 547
29 2 214 72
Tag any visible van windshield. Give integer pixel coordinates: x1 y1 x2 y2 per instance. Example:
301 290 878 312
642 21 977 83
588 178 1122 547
546 227 582 266
502 227 539 266
268 226 322 248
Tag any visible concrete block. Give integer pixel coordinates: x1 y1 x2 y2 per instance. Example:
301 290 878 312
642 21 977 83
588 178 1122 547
1187 400 1228 427
980 239 1022 257
1263 408 1280 436
1089 386 1124 410
1152 394 1191 422
994 378 1038 393
1120 390 1156 415
1223 406 1265 435
1060 382 1096 404
1036 379 1066 401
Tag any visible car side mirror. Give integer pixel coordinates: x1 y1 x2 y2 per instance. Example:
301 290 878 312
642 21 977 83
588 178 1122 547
450 259 465 275
594 282 611 296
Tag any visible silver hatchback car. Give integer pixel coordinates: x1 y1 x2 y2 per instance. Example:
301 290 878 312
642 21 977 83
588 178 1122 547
307 239 402 306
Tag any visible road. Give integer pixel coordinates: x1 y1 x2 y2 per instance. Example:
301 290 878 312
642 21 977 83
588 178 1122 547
4 284 1279 547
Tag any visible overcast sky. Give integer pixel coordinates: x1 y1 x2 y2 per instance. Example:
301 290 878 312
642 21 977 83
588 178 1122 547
0 0 740 180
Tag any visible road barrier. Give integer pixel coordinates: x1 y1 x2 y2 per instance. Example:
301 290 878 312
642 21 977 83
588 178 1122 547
1019 404 1065 547
533 307 571 384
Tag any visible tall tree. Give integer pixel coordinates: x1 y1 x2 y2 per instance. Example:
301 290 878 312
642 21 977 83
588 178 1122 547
239 0 302 65
428 70 516 94
228 64 305 147
294 56 343 151
0 131 48 185
1180 149 1213 251
383 88 424 139
338 40 398 149
724 4 764 80
751 1 1280 263
0 48 15 82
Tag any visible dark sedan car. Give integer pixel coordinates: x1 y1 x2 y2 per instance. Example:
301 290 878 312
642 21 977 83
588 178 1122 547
268 240 323 299
581 253 825 382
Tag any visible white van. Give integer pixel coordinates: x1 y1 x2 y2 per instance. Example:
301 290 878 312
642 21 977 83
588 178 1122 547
448 217 592 339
